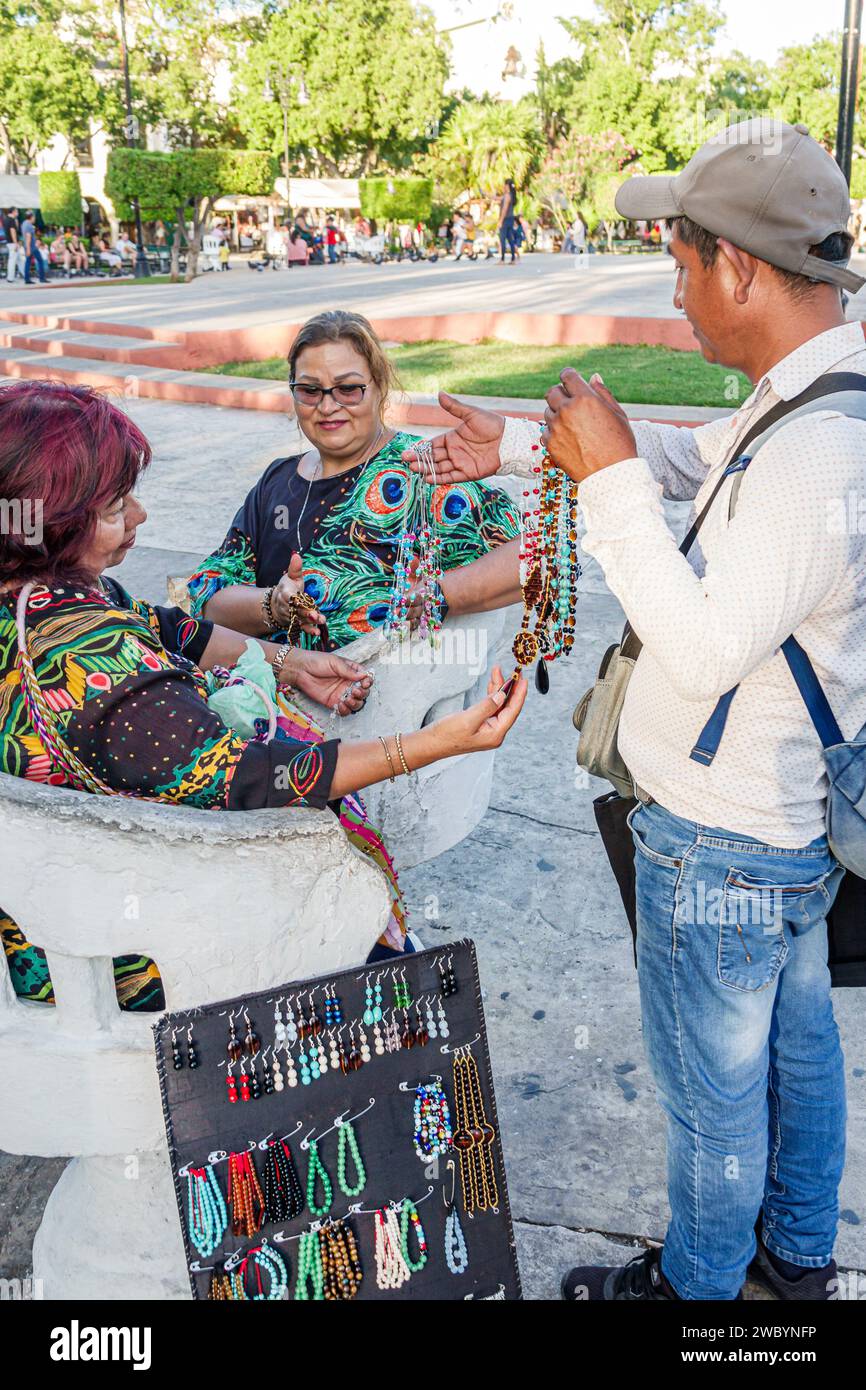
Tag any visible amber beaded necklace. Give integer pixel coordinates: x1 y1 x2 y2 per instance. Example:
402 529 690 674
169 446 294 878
452 1046 499 1216
511 438 580 692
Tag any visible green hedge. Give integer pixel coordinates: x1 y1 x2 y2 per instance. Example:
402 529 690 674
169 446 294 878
39 171 83 228
105 148 277 221
359 176 432 224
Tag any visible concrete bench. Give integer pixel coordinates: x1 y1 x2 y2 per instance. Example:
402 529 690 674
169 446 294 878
0 773 391 1298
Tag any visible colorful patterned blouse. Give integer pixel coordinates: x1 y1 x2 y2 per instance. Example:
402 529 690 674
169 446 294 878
0 578 338 808
0 577 340 1010
187 430 520 649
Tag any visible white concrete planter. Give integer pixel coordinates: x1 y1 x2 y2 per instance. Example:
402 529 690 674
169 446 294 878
0 774 391 1299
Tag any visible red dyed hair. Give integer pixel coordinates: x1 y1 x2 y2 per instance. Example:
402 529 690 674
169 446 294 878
0 380 151 585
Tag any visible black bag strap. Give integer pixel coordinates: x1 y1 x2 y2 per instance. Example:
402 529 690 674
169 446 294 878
618 372 866 662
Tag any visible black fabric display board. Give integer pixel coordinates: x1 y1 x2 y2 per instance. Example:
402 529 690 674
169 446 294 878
154 939 522 1300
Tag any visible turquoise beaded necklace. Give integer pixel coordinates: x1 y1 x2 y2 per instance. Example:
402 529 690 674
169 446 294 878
187 1166 227 1259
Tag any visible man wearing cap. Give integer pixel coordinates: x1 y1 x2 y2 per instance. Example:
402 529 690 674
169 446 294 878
406 119 866 1300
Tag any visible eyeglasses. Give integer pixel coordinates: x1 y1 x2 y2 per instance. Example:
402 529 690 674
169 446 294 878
289 381 368 407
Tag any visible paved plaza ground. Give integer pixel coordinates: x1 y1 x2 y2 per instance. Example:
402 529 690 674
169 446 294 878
1 392 864 1300
3 248 866 336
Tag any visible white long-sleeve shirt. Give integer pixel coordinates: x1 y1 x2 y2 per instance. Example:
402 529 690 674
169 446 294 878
500 321 866 847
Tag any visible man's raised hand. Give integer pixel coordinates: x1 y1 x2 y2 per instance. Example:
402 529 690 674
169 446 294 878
402 391 505 484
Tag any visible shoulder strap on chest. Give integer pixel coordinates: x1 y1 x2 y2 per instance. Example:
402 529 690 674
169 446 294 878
690 371 866 766
727 372 866 521
621 372 866 662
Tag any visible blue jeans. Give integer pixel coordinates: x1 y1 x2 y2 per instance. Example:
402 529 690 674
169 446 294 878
24 245 46 283
499 217 517 260
630 800 846 1299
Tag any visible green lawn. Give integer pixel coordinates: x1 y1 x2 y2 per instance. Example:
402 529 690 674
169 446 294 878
73 273 178 287
206 339 750 408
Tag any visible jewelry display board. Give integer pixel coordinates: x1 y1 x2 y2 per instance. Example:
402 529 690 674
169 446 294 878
154 940 522 1301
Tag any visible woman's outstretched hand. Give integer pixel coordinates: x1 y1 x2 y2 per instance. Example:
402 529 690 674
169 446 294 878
427 664 527 756
287 650 373 715
402 392 505 485
328 665 527 800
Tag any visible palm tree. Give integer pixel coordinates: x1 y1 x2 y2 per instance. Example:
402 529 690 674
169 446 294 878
433 99 541 199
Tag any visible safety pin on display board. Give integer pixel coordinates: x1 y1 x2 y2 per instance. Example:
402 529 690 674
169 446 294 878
177 1118 304 1177
397 1074 442 1091
298 1098 376 1151
189 1248 243 1274
439 1033 480 1055
269 1186 436 1246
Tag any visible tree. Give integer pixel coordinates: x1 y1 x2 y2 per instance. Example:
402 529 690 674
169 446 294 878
106 147 274 280
39 171 83 228
425 98 542 203
532 131 639 245
234 0 449 176
359 177 432 224
541 0 724 171
0 21 100 171
768 34 853 152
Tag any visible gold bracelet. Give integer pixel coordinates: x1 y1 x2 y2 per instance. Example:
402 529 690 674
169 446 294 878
378 735 397 782
271 645 292 683
394 731 411 777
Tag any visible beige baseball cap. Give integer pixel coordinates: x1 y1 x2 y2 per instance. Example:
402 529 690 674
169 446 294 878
616 118 865 292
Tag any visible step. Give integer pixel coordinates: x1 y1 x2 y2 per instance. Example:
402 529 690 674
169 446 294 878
0 347 295 408
0 346 723 427
0 327 178 362
0 308 186 343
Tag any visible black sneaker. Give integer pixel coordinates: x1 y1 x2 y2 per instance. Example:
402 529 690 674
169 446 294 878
747 1237 837 1301
561 1246 678 1301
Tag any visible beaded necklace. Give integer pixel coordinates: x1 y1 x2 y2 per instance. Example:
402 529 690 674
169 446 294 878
399 1198 428 1273
231 1240 288 1301
295 1228 325 1300
228 1149 265 1237
336 1119 366 1197
413 1080 453 1161
305 1138 333 1217
374 1206 411 1290
294 425 386 557
511 440 580 691
187 1166 227 1258
445 1207 469 1275
262 1138 304 1223
384 439 444 646
452 1048 499 1216
320 1218 364 1300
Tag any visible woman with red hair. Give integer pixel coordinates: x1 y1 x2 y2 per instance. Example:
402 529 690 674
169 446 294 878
0 380 526 1008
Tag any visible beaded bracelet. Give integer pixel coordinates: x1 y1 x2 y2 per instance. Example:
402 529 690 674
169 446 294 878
261 586 278 630
394 732 411 777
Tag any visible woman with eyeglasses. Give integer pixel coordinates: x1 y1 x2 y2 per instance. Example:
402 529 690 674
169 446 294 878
0 379 528 1008
187 310 522 651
